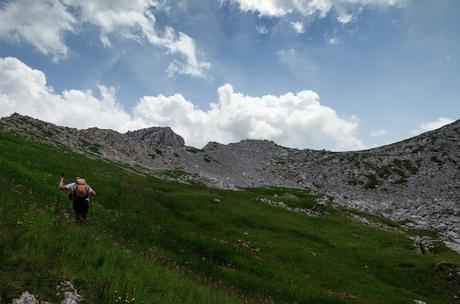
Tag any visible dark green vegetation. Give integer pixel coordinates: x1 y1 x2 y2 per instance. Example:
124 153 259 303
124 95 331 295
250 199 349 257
1 132 459 303
348 158 421 190
80 140 101 155
186 146 202 153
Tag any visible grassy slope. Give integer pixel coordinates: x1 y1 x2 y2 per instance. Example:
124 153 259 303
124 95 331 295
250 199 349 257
0 132 459 304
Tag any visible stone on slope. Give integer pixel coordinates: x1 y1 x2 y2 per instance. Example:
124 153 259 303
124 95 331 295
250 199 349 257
11 292 38 304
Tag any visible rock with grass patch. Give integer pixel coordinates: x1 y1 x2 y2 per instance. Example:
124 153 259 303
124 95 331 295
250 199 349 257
59 281 82 304
11 292 38 304
281 193 298 200
316 196 328 207
411 236 446 254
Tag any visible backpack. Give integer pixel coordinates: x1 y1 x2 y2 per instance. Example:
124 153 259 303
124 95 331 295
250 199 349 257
70 182 89 201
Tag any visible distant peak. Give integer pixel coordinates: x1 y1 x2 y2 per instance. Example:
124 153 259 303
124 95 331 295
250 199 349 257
127 126 185 147
6 112 28 119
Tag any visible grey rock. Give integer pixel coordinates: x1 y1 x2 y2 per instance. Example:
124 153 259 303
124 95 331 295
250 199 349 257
59 280 82 304
11 292 38 304
411 236 445 254
256 197 325 217
316 196 328 207
435 223 448 231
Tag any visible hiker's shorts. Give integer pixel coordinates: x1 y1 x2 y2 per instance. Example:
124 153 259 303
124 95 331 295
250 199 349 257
73 199 89 220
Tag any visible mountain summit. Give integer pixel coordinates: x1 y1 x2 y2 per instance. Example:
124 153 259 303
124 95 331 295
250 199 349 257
127 126 185 147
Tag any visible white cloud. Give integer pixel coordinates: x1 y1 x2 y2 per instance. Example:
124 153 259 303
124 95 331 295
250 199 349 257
337 13 353 24
291 21 305 34
0 0 76 63
277 48 316 71
164 31 211 78
369 129 387 137
411 117 454 135
63 0 210 77
256 25 269 34
229 0 405 21
0 57 364 151
277 48 297 64
327 35 340 45
133 84 365 150
0 57 140 131
0 0 209 78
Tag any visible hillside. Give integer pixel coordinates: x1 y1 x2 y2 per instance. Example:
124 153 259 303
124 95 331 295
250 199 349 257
0 117 460 303
1 113 459 252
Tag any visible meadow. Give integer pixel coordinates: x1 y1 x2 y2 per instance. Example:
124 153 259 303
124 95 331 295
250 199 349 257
0 132 459 303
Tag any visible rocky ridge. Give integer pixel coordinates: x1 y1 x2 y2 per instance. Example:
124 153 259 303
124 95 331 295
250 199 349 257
1 113 459 251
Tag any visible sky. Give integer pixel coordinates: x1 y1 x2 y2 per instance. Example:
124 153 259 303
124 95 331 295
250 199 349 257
0 0 458 150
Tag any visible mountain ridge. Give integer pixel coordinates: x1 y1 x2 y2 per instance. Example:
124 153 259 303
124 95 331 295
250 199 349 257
1 112 459 252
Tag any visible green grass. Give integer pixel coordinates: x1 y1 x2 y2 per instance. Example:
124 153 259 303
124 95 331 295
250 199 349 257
1 132 460 303
186 147 202 153
81 140 101 155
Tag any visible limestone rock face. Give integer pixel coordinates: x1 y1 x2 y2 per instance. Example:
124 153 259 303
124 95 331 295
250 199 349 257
1 113 459 251
127 127 185 147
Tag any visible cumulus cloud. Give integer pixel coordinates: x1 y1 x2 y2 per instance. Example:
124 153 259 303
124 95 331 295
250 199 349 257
291 21 305 34
369 129 387 137
411 117 454 135
229 0 405 22
0 0 209 77
0 57 364 151
135 84 365 150
0 57 141 131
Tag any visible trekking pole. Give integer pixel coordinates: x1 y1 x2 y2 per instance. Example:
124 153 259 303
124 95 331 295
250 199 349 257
54 173 64 214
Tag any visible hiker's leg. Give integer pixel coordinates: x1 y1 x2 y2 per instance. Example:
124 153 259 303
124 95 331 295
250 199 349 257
81 200 89 220
72 200 80 220
73 200 85 222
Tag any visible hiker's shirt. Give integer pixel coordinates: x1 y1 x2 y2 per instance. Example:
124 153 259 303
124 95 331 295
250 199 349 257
65 183 93 201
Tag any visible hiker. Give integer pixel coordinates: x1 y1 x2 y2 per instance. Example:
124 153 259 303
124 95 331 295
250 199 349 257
58 176 96 222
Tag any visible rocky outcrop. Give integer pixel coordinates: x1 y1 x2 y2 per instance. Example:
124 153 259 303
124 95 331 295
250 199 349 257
410 236 447 255
127 127 185 147
256 197 327 217
0 113 185 171
1 113 459 251
11 292 38 304
10 281 82 304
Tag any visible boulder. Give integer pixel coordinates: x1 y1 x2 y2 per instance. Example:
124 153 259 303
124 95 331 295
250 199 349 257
11 292 38 304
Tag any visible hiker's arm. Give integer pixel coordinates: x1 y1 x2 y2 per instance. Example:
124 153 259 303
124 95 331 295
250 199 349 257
58 177 66 190
89 187 96 196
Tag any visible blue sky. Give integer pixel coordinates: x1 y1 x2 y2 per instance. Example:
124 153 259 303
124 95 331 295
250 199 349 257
0 0 458 150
